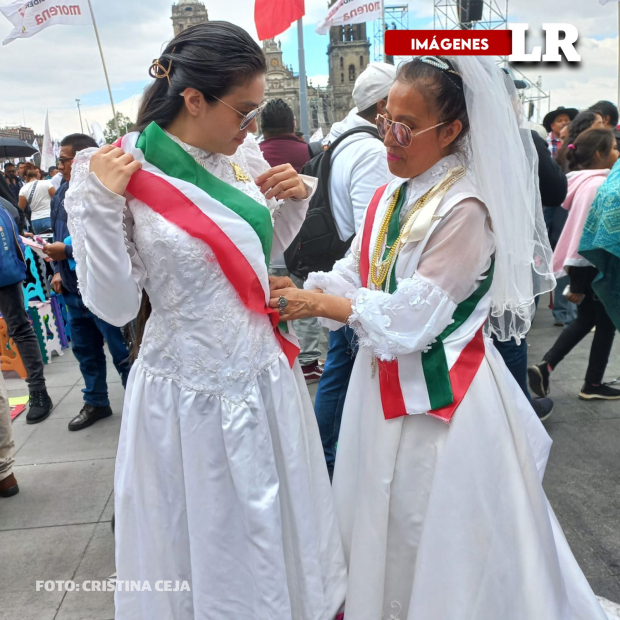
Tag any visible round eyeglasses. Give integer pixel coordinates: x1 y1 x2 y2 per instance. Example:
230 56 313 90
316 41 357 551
376 114 446 148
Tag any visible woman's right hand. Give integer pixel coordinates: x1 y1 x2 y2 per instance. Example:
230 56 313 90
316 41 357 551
89 145 142 196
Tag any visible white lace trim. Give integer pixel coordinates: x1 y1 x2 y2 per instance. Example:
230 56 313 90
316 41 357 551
348 276 456 361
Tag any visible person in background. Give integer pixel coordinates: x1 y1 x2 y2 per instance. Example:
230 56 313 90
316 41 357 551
529 129 620 401
557 110 605 172
4 163 23 203
17 162 28 184
44 133 131 431
543 106 578 158
50 165 64 190
18 168 55 234
0 202 53 426
47 166 58 179
589 100 620 149
260 98 322 383
0 372 18 497
259 99 312 173
313 61 395 477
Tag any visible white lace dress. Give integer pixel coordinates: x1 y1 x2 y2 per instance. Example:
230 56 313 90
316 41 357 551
65 136 347 620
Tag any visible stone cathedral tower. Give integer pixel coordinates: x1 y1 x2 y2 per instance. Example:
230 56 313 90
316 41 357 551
327 19 371 123
171 0 209 37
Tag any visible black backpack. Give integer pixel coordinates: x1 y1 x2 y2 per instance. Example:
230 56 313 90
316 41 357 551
284 126 380 279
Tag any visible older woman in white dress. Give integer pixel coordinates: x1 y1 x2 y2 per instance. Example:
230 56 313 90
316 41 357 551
269 56 614 620
65 22 346 620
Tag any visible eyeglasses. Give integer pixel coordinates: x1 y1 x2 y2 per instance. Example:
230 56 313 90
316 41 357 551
213 96 267 131
56 157 74 166
376 114 446 148
180 91 267 131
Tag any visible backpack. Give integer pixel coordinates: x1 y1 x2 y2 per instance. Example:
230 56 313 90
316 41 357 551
0 204 26 287
284 126 381 279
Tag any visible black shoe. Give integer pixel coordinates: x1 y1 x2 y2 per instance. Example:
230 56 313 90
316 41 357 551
26 390 53 424
68 404 113 431
579 383 620 400
0 473 19 498
531 397 554 421
528 362 550 398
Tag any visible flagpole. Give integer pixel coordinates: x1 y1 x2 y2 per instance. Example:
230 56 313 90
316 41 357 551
297 18 310 142
617 2 620 107
382 0 386 62
87 0 120 137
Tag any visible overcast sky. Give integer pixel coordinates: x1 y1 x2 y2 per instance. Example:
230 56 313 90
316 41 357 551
0 0 618 138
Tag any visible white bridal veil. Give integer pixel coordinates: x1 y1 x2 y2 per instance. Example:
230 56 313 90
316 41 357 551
448 55 555 342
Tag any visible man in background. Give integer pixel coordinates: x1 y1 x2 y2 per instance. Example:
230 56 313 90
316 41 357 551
44 133 131 432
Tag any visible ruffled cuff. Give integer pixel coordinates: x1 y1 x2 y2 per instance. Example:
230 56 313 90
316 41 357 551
348 276 457 361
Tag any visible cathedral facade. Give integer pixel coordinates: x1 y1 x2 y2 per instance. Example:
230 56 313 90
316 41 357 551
170 1 371 133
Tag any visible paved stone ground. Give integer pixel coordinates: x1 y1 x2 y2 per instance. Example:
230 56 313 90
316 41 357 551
0 295 619 620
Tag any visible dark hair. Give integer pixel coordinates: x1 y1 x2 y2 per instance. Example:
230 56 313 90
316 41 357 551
135 21 266 132
60 133 98 155
48 166 58 174
261 99 295 136
589 100 619 128
557 111 601 171
132 22 266 358
565 128 615 171
396 56 469 156
357 101 381 122
4 162 15 170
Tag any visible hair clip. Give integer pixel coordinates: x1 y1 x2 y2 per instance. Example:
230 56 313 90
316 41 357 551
567 143 576 150
149 47 176 85
418 56 461 77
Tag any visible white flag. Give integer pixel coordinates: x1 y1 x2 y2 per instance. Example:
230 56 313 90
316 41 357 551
41 111 55 171
309 127 324 142
0 0 92 45
316 0 383 35
53 139 60 159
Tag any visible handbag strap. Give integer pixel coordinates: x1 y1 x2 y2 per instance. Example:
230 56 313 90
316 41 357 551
27 181 38 206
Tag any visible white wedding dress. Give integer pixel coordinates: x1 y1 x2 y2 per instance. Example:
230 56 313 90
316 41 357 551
65 135 347 620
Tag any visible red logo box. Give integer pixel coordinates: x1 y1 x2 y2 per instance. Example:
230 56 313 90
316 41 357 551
385 30 513 56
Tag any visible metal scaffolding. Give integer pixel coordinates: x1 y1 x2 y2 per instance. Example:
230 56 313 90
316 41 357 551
373 4 409 62
433 0 551 123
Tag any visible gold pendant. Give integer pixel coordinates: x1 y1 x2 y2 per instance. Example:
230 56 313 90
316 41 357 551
230 162 251 183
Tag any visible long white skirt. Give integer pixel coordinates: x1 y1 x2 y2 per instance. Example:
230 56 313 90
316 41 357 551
333 341 608 620
114 355 347 620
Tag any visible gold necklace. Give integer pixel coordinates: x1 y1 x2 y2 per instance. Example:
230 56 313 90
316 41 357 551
370 187 434 289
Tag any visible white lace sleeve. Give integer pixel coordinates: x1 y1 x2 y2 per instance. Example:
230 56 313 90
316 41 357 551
241 134 315 259
65 150 146 327
347 199 494 360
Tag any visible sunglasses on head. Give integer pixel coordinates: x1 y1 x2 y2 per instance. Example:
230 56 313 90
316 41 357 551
375 114 446 148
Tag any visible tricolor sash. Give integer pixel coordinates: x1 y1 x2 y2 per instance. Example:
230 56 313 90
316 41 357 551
116 122 300 367
360 183 491 423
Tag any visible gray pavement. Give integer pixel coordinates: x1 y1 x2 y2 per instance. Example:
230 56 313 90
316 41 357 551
1 296 619 620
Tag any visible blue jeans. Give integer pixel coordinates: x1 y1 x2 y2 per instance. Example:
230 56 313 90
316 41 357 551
552 275 577 325
492 335 531 403
32 217 52 234
64 292 130 407
313 326 358 470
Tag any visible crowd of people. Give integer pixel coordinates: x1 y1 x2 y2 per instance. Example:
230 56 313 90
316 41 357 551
0 19 619 620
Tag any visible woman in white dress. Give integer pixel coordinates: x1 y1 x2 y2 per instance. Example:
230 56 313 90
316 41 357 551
65 22 346 620
269 56 613 619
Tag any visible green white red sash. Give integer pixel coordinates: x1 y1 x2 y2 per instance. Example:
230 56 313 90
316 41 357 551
360 184 491 423
116 122 300 367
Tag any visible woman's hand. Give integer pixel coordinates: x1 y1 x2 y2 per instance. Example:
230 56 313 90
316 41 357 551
567 292 584 304
89 145 142 196
269 275 296 292
43 241 67 261
255 164 309 201
269 287 320 321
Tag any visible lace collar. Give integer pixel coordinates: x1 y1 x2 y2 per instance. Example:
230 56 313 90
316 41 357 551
164 131 228 170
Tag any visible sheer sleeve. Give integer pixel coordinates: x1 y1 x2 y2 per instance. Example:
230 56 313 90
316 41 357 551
348 199 494 360
65 150 146 327
241 134 316 260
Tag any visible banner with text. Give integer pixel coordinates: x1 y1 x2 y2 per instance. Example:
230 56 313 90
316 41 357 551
1 0 92 45
316 0 382 36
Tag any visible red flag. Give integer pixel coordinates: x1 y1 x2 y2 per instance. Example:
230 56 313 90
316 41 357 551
254 0 305 41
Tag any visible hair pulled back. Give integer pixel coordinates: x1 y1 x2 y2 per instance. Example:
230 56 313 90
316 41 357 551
135 21 266 132
565 128 615 172
395 56 469 156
